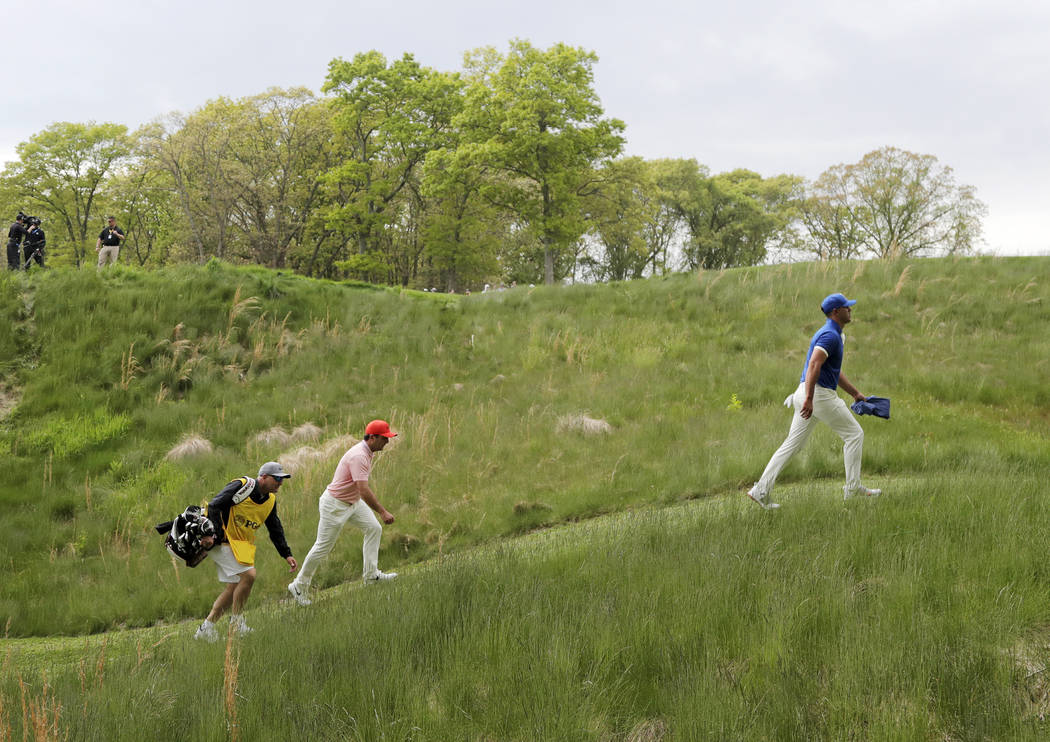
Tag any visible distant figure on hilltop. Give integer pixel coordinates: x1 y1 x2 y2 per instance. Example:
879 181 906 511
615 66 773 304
194 461 298 641
6 212 26 270
96 216 126 268
747 293 882 509
287 419 399 606
22 217 45 270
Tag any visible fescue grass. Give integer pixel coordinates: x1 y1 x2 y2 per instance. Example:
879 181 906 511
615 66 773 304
3 255 1050 737
2 256 1050 635
3 469 1050 740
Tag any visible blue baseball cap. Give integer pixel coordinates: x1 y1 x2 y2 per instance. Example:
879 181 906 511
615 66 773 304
821 293 857 315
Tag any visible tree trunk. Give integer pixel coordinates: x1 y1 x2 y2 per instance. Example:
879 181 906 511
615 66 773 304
542 182 554 285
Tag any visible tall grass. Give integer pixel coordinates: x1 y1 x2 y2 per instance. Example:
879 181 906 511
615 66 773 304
1 256 1049 636
3 469 1049 740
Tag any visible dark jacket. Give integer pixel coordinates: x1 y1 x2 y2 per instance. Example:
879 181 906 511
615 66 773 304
206 477 293 559
24 226 44 249
7 222 25 245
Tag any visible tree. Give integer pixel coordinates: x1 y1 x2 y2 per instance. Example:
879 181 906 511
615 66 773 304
636 161 686 277
219 88 336 269
656 159 802 269
140 89 338 268
457 40 625 284
3 122 131 266
798 188 865 261
421 142 504 292
700 169 802 268
580 157 659 281
105 162 180 266
321 51 462 271
139 110 237 262
803 147 986 259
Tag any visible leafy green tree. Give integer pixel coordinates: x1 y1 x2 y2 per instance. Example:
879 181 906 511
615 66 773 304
140 89 337 268
457 40 625 284
421 145 504 292
139 109 237 262
321 51 462 272
656 159 802 269
104 162 180 267
804 146 986 258
798 187 865 261
497 221 549 286
635 160 685 276
3 122 131 266
580 157 656 281
703 169 803 267
221 88 336 269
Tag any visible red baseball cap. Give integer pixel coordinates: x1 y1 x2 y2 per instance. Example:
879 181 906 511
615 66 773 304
365 419 397 438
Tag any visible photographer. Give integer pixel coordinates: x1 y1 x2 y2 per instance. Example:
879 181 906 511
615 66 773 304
96 216 125 268
22 217 44 270
7 213 26 270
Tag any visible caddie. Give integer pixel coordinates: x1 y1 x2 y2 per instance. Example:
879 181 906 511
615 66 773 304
194 461 298 641
746 292 882 509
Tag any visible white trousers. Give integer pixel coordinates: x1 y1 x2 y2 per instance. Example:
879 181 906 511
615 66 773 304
754 382 865 496
293 491 383 586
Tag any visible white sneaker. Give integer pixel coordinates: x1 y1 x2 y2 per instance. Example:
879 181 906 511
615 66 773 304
844 485 882 500
287 582 311 606
747 486 781 510
365 570 398 585
194 622 219 642
230 616 253 636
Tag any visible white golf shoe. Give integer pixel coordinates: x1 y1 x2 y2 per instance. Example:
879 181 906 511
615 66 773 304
747 486 781 510
287 582 311 606
844 485 882 500
365 570 398 585
194 622 219 643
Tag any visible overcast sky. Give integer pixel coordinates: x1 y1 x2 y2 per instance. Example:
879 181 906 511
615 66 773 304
4 0 1048 255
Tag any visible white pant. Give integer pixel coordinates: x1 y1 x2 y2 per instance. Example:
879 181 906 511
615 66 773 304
293 492 383 586
754 383 865 496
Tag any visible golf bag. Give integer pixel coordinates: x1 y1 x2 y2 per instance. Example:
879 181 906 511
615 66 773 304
156 505 216 567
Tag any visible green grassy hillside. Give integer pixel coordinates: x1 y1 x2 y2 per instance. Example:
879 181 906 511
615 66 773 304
1 256 1048 637
3 256 1050 739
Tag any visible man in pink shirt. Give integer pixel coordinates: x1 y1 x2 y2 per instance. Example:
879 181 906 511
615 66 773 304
288 420 398 605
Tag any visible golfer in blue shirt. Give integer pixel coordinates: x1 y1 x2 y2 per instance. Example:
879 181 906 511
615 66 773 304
747 293 882 509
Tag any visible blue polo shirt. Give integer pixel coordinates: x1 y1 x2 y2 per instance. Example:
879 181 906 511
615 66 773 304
800 319 844 390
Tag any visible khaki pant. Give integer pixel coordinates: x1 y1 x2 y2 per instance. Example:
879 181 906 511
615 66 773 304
97 245 120 268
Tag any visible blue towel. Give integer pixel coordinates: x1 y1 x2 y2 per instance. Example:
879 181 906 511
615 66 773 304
850 396 890 419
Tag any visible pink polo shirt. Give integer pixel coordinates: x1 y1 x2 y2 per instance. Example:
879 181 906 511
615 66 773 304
326 440 372 504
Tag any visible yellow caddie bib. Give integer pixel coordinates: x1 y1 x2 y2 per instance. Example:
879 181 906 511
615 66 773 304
224 491 276 566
